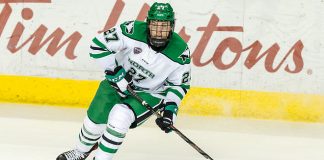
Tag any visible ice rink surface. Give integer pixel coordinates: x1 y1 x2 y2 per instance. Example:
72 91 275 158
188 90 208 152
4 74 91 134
1 103 324 160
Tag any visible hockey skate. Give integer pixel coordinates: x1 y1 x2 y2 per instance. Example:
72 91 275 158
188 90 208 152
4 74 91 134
56 143 98 160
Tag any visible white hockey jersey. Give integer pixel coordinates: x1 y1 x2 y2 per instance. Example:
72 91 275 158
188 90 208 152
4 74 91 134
89 20 191 106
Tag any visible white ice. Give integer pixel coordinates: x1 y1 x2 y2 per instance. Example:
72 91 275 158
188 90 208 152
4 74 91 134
1 103 324 160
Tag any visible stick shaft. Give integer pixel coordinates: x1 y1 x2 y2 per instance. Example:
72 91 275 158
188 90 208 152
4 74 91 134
127 86 214 160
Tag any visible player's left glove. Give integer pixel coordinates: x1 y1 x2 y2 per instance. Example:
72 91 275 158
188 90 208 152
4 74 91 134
155 102 178 133
105 66 133 98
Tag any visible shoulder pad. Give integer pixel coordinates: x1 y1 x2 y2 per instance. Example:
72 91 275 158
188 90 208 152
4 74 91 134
119 20 148 43
161 33 190 65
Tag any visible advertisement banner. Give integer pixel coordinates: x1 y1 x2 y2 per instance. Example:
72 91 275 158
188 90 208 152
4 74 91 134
1 0 323 94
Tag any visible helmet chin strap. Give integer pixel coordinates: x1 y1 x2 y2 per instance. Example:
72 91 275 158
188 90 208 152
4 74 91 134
148 37 169 52
150 38 167 47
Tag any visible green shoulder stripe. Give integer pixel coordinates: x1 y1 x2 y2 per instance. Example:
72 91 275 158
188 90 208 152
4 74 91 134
161 33 190 65
119 20 148 43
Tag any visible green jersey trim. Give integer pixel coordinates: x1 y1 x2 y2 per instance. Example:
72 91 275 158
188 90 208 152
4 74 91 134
90 51 115 59
167 88 184 100
166 80 190 92
120 20 147 44
161 35 190 65
92 37 108 50
90 37 115 58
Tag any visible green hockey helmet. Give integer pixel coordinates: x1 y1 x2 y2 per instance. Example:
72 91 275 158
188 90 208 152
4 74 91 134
147 2 175 48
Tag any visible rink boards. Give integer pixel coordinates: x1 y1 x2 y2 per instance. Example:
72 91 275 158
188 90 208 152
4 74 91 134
1 75 323 123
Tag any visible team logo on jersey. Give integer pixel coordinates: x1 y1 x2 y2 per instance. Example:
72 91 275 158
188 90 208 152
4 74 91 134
133 47 142 54
178 47 190 63
179 54 189 62
124 21 134 34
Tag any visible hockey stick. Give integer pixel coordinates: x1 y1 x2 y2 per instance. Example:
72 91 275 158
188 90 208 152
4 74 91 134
127 86 214 160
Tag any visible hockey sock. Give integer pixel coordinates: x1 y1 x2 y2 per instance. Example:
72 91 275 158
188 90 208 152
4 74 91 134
94 104 135 160
76 115 105 153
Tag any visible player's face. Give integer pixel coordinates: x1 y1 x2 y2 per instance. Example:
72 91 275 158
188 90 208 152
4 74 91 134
149 20 171 40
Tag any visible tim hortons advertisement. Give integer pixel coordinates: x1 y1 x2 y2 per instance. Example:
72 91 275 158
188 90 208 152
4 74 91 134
0 0 323 94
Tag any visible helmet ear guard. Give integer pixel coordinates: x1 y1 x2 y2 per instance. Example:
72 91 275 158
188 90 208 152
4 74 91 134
146 2 175 48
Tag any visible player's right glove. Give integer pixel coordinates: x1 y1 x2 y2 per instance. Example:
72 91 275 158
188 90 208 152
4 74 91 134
105 66 133 98
155 102 178 133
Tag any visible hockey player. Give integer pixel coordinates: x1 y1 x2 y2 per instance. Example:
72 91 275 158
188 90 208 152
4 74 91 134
57 2 191 160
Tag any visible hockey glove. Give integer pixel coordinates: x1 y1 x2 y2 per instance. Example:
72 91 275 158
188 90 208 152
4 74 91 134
105 66 133 98
155 102 178 133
